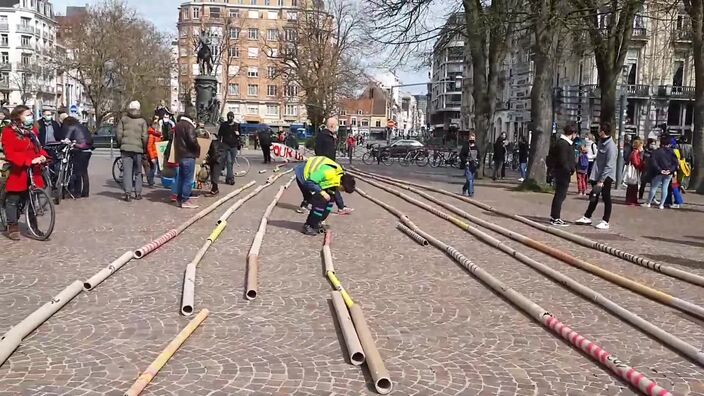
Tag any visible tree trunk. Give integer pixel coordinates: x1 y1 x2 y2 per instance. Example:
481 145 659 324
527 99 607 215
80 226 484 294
525 12 556 189
691 0 704 192
598 71 619 133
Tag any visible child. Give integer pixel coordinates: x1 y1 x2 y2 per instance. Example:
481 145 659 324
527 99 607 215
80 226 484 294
576 144 589 195
146 122 162 187
671 172 684 209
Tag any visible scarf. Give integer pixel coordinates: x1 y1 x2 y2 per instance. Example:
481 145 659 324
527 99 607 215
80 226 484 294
12 123 41 153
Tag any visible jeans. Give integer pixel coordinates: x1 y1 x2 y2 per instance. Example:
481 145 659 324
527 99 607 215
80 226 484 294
296 176 313 208
519 162 527 179
225 146 238 181
492 160 504 180
462 167 476 196
171 167 179 196
176 158 196 203
550 172 571 220
334 191 345 210
71 151 91 197
648 174 673 206
121 151 143 195
585 178 613 222
4 191 32 225
146 159 157 186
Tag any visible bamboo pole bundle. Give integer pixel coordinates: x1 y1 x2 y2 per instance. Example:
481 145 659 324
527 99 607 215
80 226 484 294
355 187 672 396
124 309 209 396
351 168 704 288
0 281 83 367
331 291 366 366
351 171 704 321
245 175 296 300
134 181 256 258
353 178 704 366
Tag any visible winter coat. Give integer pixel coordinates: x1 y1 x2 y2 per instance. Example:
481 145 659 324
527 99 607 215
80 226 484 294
218 121 241 149
1 124 47 192
258 130 272 146
147 128 162 160
518 141 529 163
37 119 63 146
493 138 506 162
173 117 200 161
315 129 337 160
62 120 93 150
589 137 617 183
649 147 678 177
629 150 645 172
547 135 575 177
116 110 148 154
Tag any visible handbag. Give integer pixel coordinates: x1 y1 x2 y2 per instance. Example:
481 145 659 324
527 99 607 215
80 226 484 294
623 163 640 185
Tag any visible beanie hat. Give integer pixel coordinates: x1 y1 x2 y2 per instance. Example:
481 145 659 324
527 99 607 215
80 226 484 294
128 101 141 111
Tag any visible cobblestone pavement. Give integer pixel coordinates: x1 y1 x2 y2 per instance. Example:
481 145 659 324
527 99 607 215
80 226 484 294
1 154 704 395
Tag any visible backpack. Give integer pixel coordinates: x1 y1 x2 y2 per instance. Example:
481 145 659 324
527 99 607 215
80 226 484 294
674 148 691 177
578 153 589 169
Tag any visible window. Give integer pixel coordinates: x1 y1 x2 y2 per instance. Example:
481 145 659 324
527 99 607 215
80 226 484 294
361 119 369 127
267 29 278 41
375 120 381 127
247 105 259 114
264 0 270 5
247 67 259 77
287 11 298 20
285 104 298 116
267 48 278 58
0 72 8 84
267 104 279 116
247 47 259 58
285 85 299 97
248 10 259 18
193 7 200 19
340 119 347 126
250 0 257 4
248 84 259 96
351 118 357 126
248 28 258 40
21 54 30 65
292 0 298 5
210 7 221 18
230 28 240 39
21 17 30 27
284 29 296 41
340 110 347 116
0 34 7 46
0 16 7 24
227 83 240 96
229 9 240 18
228 47 239 58
267 66 276 78
357 110 363 115
229 104 241 114
1 52 8 63
21 35 31 47
278 0 283 5
267 11 278 19
267 85 277 96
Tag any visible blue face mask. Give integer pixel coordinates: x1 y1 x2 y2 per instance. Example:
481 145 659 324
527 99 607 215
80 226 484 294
24 116 34 127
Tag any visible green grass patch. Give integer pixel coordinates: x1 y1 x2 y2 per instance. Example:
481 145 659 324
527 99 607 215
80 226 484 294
513 178 554 193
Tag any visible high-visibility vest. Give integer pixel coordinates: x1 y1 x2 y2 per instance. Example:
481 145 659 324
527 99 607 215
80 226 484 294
303 156 344 190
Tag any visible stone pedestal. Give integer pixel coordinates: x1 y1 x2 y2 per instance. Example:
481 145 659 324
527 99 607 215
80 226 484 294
195 75 218 125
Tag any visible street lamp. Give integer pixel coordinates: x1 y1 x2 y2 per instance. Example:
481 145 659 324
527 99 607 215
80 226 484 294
616 64 630 189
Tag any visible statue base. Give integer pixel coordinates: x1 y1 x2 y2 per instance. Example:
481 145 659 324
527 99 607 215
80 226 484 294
195 75 219 125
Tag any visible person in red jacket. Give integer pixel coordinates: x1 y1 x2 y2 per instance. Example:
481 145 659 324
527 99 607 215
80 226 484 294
625 139 645 205
1 105 48 240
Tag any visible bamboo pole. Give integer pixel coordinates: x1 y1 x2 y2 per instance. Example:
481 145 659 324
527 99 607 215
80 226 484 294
245 175 296 300
352 171 704 321
84 251 134 291
0 281 83 367
331 291 366 366
322 231 335 274
134 181 256 258
355 187 673 396
396 223 428 246
351 168 704 288
353 179 704 366
124 309 209 396
217 170 292 225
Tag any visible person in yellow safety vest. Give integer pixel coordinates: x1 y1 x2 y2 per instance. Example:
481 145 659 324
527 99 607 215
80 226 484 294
294 156 356 235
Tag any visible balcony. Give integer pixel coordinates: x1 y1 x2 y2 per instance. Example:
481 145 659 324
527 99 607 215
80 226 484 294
673 29 692 43
631 27 648 41
668 85 695 99
15 62 40 72
0 62 10 70
0 80 8 90
624 84 650 97
16 25 34 35
18 43 34 51
0 24 8 32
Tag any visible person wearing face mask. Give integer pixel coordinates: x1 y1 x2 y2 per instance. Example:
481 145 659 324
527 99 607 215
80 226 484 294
37 109 62 147
575 122 617 230
461 133 480 197
217 111 241 185
1 105 49 240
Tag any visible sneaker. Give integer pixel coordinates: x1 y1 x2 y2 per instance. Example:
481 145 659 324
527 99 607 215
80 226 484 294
658 205 665 210
518 178 525 182
170 194 177 202
594 221 610 230
319 221 330 230
205 190 219 197
671 204 680 209
134 194 143 200
296 206 308 214
550 218 569 227
653 199 661 205
180 200 199 209
643 203 651 208
189 195 200 199
302 224 318 236
124 193 132 202
336 207 354 215
575 216 592 225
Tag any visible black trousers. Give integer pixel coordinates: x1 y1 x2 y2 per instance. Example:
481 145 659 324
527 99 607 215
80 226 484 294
262 145 271 163
305 191 334 228
585 177 613 222
297 177 313 207
71 151 91 197
5 191 34 225
210 162 223 192
550 172 571 220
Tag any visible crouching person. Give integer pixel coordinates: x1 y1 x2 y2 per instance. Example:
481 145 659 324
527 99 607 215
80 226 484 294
294 156 355 236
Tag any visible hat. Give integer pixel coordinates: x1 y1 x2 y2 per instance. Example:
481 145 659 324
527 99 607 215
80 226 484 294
59 113 70 122
128 101 141 111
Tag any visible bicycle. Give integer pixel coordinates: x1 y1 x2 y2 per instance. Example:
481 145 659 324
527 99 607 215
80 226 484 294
1 165 55 240
112 156 123 184
430 150 461 168
361 144 392 166
400 148 429 167
44 141 78 205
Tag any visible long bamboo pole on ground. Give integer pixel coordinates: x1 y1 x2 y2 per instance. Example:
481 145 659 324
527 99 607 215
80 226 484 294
180 221 227 316
217 170 293 225
396 223 428 246
351 168 704 288
331 291 366 366
352 171 704 321
0 281 83 367
352 177 704 366
133 181 256 258
83 251 134 291
245 175 295 300
355 187 673 396
124 309 209 396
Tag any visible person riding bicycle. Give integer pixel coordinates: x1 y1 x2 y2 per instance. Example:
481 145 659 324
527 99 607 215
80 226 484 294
294 156 356 235
1 105 48 240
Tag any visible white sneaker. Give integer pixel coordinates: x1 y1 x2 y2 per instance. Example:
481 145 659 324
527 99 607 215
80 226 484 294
575 216 592 225
658 205 665 210
653 199 661 205
671 204 680 209
518 178 525 182
643 203 651 208
594 221 610 230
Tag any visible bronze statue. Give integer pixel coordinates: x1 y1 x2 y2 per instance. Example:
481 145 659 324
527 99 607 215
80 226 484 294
195 29 214 75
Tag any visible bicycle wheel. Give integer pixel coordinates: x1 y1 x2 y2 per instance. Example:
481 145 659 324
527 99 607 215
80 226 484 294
112 157 123 184
380 151 393 166
54 166 64 205
234 155 250 176
415 152 429 167
26 189 55 240
362 152 374 165
400 153 411 166
430 153 441 168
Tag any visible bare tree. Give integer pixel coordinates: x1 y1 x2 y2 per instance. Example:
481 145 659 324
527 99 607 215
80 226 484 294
214 17 246 117
271 0 365 131
11 71 36 105
682 0 704 192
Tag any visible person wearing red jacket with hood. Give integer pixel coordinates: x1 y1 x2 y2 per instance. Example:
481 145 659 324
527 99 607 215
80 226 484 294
146 121 162 187
1 105 48 240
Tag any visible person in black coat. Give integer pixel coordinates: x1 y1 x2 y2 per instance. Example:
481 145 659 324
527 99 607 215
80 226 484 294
62 116 93 197
217 112 241 184
315 120 337 160
492 133 507 180
547 124 577 226
258 128 272 163
518 136 529 181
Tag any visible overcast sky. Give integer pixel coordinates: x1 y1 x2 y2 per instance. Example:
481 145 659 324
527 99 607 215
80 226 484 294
52 0 429 94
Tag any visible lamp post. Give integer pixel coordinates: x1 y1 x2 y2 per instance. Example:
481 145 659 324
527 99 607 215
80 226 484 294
616 65 630 189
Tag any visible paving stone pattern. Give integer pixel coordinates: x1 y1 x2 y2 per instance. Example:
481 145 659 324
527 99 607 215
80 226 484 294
1 155 703 395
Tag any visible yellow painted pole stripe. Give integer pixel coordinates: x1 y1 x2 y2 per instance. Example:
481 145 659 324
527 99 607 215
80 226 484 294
207 221 227 242
326 271 355 307
340 290 355 308
124 309 209 396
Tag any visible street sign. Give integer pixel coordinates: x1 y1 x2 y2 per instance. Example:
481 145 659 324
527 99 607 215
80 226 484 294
69 104 78 114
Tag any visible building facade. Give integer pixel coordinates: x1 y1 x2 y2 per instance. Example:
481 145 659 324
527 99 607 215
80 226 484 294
429 13 464 133
339 84 390 139
176 0 307 126
0 0 57 113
